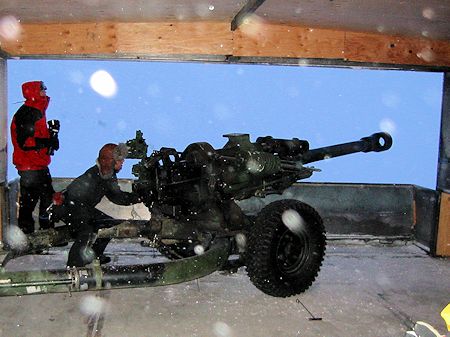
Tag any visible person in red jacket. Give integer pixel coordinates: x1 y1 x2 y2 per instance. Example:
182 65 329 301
10 81 60 234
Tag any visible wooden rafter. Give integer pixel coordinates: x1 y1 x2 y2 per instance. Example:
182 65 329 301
1 21 449 69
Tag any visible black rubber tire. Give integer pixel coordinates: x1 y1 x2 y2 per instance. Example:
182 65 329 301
246 199 326 297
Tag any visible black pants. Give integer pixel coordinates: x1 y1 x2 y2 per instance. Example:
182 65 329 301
18 168 55 234
61 206 112 267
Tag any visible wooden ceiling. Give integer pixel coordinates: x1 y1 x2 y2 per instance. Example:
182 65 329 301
0 0 449 69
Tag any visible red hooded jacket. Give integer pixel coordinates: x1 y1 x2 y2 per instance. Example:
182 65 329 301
11 81 52 171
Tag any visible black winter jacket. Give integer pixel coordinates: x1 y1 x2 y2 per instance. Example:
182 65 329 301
65 165 140 208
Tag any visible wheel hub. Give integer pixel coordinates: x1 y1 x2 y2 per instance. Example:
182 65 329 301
276 229 310 274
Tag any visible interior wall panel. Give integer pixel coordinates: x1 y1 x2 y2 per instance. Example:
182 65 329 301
238 183 416 238
414 186 440 253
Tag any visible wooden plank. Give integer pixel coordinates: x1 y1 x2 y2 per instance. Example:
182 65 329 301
0 22 117 55
345 31 450 67
436 192 450 256
233 21 345 58
0 21 449 68
233 21 450 67
115 22 232 55
0 21 232 56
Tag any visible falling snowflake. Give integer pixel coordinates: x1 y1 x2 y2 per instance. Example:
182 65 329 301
381 92 401 108
235 233 247 252
212 321 233 337
89 70 118 98
422 7 436 20
194 244 205 255
246 159 264 173
417 49 435 63
80 295 109 316
5 225 28 251
281 209 305 234
0 16 21 41
379 118 397 135
240 14 265 39
80 246 96 265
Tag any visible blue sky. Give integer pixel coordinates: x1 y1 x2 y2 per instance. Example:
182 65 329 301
6 59 443 189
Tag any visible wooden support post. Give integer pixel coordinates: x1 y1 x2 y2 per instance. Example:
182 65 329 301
0 58 7 242
436 193 450 256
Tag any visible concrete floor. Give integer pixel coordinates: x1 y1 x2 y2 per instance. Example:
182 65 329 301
0 240 448 337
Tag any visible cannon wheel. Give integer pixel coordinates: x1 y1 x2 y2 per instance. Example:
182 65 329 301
246 199 326 297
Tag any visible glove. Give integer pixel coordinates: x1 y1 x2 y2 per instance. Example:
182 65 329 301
47 120 60 136
47 120 60 155
35 137 59 152
50 137 59 151
48 137 59 155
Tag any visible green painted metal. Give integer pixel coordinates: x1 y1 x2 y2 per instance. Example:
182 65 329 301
0 268 72 296
0 238 230 296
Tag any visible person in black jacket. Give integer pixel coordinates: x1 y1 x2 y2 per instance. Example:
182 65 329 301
52 143 141 267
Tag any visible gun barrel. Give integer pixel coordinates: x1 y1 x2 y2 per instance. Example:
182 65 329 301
300 132 392 164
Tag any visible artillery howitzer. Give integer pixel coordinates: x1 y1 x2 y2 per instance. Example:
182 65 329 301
125 130 392 296
0 131 392 297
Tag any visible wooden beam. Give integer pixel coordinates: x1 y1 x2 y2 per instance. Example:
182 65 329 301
231 0 267 31
233 21 450 67
345 32 450 67
233 22 345 59
0 21 449 68
0 22 233 56
115 22 232 55
436 192 450 256
7 22 119 55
